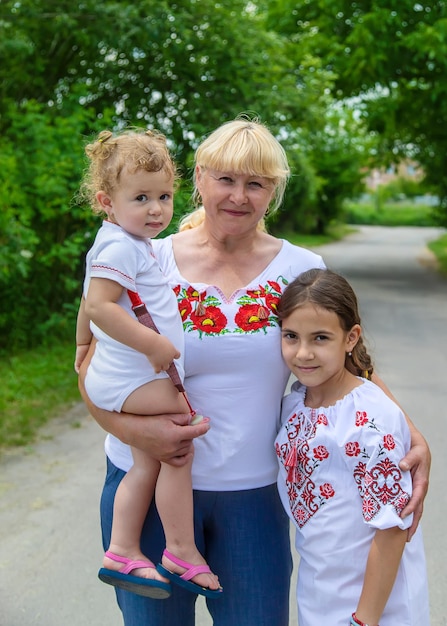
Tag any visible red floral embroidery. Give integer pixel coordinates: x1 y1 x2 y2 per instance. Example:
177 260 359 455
267 280 282 292
235 303 270 331
190 306 227 334
345 441 361 457
247 286 267 298
316 413 328 425
383 434 395 450
355 411 368 426
265 293 280 313
174 276 287 337
178 298 192 322
186 286 203 301
320 483 335 499
313 445 329 461
353 458 410 521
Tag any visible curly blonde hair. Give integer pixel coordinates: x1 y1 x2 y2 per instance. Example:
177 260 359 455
79 128 178 215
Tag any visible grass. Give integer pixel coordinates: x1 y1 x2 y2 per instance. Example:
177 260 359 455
427 233 447 276
0 342 80 448
1 202 445 451
344 201 438 227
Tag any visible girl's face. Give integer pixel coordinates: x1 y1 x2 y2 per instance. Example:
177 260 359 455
195 166 275 236
97 168 174 239
281 302 360 390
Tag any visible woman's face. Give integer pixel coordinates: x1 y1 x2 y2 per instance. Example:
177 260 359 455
196 166 275 235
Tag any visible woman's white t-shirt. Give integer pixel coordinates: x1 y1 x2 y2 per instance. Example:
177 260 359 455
105 236 325 490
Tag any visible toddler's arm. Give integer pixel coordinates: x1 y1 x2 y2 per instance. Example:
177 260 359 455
85 276 180 372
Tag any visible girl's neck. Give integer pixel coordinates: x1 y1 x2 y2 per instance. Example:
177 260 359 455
304 370 362 409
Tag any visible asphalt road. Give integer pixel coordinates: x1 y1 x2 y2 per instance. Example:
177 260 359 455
0 225 446 626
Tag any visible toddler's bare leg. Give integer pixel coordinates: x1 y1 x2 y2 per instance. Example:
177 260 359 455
103 378 187 581
156 457 220 590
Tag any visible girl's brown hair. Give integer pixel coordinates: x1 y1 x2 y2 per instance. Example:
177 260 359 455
79 128 178 215
277 268 374 378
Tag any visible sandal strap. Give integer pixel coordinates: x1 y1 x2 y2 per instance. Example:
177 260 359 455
105 550 155 575
163 549 212 581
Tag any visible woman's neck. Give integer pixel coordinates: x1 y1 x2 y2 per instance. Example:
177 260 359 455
172 225 282 298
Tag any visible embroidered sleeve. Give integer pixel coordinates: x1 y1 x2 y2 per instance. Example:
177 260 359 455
343 405 412 530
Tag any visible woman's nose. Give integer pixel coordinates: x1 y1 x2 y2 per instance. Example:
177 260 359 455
229 183 248 205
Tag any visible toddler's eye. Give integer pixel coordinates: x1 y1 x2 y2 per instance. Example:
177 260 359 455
136 194 148 202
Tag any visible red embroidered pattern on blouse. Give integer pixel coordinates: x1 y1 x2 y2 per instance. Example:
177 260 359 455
276 408 410 528
174 276 288 337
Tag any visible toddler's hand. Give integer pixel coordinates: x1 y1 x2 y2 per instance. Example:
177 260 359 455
147 334 181 373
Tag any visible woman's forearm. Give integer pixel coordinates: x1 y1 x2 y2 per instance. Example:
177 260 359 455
77 341 209 465
370 372 431 537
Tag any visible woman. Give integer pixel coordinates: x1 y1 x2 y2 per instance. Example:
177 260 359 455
78 117 430 626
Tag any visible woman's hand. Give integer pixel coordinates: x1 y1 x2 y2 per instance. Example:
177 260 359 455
77 340 210 466
371 373 431 540
399 428 431 540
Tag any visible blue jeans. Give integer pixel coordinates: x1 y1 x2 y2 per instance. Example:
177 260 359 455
100 457 293 626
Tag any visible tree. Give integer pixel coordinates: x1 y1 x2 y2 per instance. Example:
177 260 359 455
269 0 447 224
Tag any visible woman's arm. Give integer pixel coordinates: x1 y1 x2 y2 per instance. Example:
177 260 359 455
78 341 210 467
371 373 431 539
354 526 407 626
74 296 93 373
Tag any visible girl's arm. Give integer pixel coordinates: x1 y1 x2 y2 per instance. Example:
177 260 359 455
354 526 407 626
85 277 180 372
371 373 430 539
78 340 210 466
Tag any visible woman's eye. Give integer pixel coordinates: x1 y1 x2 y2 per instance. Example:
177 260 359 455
249 181 262 188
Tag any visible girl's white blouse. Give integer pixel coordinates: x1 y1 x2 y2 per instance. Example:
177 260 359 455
275 379 429 626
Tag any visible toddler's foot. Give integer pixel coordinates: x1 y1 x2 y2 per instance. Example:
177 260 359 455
161 548 221 591
104 549 169 584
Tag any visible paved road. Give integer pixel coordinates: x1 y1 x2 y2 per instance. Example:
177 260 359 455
0 225 446 626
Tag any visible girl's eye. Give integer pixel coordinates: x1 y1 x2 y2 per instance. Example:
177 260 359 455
315 335 328 342
282 331 297 341
160 193 171 201
136 194 148 202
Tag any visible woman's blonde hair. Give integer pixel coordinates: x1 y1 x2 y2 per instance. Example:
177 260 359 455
79 128 178 215
179 116 290 231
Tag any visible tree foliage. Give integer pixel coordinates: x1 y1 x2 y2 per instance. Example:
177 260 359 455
271 0 447 223
0 0 374 350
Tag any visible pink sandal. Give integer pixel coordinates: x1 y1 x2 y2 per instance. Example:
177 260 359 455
156 549 223 598
98 550 171 599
